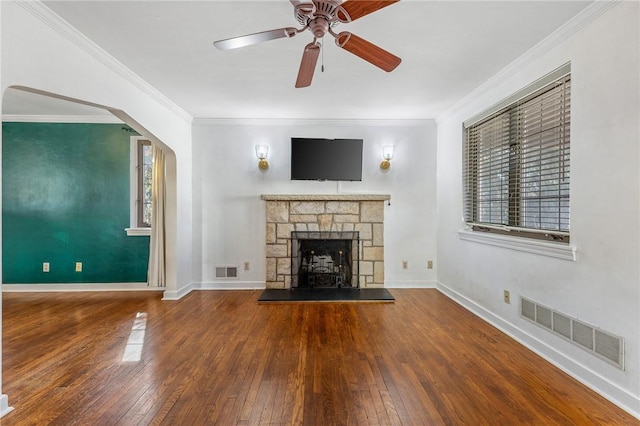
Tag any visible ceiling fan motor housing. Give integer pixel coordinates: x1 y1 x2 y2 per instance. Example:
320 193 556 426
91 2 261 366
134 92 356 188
295 0 349 31
310 17 330 38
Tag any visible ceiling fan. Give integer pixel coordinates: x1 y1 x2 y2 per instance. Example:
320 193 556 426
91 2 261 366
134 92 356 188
213 0 401 88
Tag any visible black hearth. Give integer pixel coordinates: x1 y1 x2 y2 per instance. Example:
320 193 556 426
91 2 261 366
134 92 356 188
291 231 359 289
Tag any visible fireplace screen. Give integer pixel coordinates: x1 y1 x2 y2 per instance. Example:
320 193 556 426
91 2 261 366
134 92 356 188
291 231 359 288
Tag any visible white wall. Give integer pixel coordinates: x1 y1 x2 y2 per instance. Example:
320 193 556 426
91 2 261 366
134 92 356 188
1 1 195 299
0 1 198 410
0 0 8 419
192 119 437 288
436 2 639 417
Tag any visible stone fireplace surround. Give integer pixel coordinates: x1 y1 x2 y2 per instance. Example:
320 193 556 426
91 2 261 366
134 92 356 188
261 194 390 289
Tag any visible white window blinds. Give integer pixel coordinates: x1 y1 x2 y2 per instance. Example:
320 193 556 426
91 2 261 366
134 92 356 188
463 65 571 242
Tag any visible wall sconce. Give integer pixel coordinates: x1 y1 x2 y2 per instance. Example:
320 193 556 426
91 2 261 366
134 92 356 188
255 144 269 170
380 145 395 170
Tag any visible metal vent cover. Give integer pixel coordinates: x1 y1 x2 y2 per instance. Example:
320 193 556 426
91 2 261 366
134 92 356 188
572 321 594 350
535 305 552 329
552 312 571 339
521 298 536 321
595 330 622 365
215 266 239 279
520 297 624 370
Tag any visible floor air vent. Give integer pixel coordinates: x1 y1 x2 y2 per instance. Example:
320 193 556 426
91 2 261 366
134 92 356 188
520 297 624 370
215 266 238 279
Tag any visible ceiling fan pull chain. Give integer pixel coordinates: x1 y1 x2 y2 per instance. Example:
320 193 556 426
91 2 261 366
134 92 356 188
321 42 325 72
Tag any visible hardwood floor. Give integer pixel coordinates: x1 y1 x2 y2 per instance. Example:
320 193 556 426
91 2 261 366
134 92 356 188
1 289 637 425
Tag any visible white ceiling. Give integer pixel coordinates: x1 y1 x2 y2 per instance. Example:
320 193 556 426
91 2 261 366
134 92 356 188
4 1 592 120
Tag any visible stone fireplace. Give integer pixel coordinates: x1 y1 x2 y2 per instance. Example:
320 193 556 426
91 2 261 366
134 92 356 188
261 194 390 289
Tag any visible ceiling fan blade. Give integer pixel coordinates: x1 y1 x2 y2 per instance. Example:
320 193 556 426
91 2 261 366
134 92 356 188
339 0 399 22
214 27 298 50
335 32 401 72
295 42 321 88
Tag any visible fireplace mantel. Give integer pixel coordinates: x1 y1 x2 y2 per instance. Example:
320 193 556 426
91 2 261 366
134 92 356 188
261 194 390 289
261 194 391 202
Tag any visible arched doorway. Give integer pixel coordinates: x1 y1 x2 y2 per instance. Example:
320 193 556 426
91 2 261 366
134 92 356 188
1 86 179 293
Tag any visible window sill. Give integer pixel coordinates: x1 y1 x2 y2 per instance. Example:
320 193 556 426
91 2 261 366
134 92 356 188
458 229 576 261
126 227 151 237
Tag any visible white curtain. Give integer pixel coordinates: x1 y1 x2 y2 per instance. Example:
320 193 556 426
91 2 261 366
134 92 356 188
147 144 166 287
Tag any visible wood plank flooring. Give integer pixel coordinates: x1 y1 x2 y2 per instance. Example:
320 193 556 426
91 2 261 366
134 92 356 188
1 289 637 425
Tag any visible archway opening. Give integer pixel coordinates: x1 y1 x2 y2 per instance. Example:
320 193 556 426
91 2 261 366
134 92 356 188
1 86 178 292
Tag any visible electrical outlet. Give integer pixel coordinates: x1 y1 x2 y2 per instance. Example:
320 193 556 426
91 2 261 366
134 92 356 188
503 290 511 304
43 262 50 272
427 260 433 269
244 261 250 271
75 262 83 272
402 260 408 270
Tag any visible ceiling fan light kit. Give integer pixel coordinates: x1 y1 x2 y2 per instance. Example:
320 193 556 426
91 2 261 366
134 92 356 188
213 0 401 88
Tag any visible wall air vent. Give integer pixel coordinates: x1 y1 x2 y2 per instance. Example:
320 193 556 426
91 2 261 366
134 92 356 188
520 297 624 370
552 312 572 340
215 266 238 279
535 304 553 329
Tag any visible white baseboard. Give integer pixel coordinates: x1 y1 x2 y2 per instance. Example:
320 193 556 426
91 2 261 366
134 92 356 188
162 281 263 299
436 281 640 420
384 280 436 288
197 281 265 290
0 394 13 418
192 281 433 291
161 282 197 300
2 283 162 292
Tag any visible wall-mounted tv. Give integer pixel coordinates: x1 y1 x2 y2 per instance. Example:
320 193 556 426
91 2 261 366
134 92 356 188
291 137 363 181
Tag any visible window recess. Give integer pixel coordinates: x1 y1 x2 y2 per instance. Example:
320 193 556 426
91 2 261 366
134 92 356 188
137 139 153 228
463 63 571 243
126 137 152 236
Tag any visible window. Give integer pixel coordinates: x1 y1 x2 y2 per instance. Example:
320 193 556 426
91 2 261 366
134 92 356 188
126 137 152 236
137 139 153 227
463 65 570 243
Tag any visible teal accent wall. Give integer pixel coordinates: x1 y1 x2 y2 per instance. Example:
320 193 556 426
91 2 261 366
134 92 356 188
2 122 149 283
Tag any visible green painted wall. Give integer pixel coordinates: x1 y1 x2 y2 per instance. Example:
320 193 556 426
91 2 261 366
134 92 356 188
2 122 149 283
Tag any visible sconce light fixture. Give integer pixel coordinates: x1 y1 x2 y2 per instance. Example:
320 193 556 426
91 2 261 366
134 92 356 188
255 144 269 170
380 145 395 170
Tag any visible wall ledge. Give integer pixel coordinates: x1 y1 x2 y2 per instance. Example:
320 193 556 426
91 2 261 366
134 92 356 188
458 229 577 261
125 227 151 237
261 194 390 201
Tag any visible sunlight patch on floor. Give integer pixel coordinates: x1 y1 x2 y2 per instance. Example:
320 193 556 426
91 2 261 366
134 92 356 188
121 312 147 362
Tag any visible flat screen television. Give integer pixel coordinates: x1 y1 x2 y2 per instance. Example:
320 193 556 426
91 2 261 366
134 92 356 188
291 137 363 181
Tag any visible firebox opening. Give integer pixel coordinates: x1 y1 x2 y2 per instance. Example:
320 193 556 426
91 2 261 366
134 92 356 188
291 231 360 289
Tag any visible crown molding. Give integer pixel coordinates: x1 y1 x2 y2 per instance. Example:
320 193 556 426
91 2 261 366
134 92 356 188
193 117 434 127
437 0 621 123
15 0 193 124
2 114 123 124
